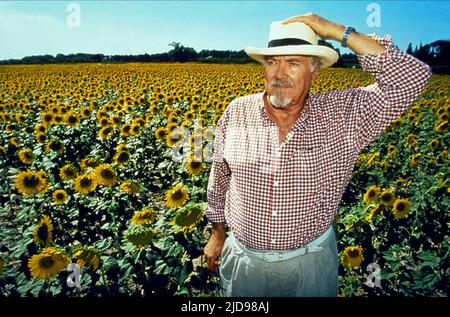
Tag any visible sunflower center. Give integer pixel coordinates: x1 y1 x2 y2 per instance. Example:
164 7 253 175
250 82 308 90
397 202 405 211
117 152 130 162
80 177 92 188
50 141 62 151
172 189 183 201
190 161 201 170
348 249 360 258
100 169 114 180
56 192 65 200
68 116 77 124
368 190 375 198
157 131 166 138
37 224 49 242
64 169 75 177
382 193 393 202
24 175 40 188
39 255 55 269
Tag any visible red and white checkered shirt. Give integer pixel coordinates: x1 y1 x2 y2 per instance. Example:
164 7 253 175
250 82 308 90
205 35 432 250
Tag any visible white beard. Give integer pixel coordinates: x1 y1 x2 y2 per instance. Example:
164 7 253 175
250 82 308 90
269 91 292 109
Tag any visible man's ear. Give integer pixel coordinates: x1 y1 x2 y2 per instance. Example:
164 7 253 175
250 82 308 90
311 68 320 83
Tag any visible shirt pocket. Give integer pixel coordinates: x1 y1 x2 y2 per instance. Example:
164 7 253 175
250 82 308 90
285 145 324 196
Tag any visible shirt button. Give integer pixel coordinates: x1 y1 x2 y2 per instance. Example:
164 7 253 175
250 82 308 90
271 239 276 244
274 180 279 187
273 210 277 216
276 151 281 157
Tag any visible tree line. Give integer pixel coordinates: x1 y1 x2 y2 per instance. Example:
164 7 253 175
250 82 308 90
1 40 449 74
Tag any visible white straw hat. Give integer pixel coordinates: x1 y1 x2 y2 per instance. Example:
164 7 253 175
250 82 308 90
245 21 339 69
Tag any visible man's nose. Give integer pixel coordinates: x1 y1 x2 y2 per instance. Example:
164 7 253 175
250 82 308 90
274 62 288 79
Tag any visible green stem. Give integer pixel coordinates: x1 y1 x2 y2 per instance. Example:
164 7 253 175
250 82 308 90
100 268 111 295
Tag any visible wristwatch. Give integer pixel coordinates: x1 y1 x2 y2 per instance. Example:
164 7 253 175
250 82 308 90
341 26 355 48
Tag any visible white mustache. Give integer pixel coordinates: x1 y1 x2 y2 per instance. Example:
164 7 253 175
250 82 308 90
270 79 293 88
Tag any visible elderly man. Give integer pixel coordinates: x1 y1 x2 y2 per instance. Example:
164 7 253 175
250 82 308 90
204 13 431 297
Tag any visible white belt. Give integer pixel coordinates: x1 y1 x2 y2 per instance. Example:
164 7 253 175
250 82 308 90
228 226 333 263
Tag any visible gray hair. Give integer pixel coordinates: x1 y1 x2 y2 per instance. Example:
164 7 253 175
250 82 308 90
310 56 322 72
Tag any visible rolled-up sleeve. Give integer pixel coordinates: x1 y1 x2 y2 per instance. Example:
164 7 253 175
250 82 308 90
348 35 432 151
205 109 232 223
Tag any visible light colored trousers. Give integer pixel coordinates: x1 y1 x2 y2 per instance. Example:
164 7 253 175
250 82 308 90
219 226 338 297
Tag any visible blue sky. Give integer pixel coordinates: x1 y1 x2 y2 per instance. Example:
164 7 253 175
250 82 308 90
0 1 448 60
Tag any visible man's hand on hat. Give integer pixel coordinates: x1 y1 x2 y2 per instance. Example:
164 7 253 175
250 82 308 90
282 13 345 42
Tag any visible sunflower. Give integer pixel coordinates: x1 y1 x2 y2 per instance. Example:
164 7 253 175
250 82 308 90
54 115 63 125
185 156 204 176
380 189 396 206
434 120 448 133
428 139 439 151
130 124 140 136
64 111 80 127
18 148 34 164
394 177 405 188
165 184 189 208
405 133 418 147
116 143 127 152
169 204 204 233
80 157 99 170
45 139 65 154
120 181 140 195
379 160 389 172
120 124 132 137
341 246 364 268
32 215 53 247
74 173 97 195
184 111 195 121
80 106 92 118
28 248 69 279
9 137 19 147
363 185 380 204
15 170 49 195
72 247 100 271
35 123 46 133
98 117 111 127
154 127 167 141
113 150 130 166
366 152 380 166
98 126 114 140
60 164 78 181
145 114 155 123
94 164 117 187
5 123 16 133
130 209 156 226
35 132 46 144
41 112 54 126
125 228 154 248
387 145 397 156
391 198 411 219
365 204 384 221
52 189 68 204
410 153 422 167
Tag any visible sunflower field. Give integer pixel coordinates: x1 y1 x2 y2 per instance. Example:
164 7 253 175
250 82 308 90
0 63 448 297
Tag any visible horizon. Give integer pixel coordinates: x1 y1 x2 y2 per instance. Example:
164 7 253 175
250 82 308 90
0 1 449 60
